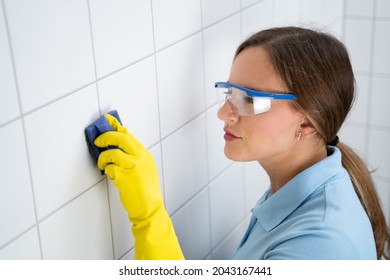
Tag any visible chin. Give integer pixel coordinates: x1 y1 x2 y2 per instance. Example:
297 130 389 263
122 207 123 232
224 148 250 162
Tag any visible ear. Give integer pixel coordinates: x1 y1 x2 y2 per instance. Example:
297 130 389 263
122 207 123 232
298 117 318 139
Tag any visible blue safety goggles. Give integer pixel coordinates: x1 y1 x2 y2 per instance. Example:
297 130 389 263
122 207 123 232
215 81 297 116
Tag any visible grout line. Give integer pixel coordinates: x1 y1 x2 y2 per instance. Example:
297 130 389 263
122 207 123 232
86 0 101 115
86 0 115 259
365 0 377 159
0 0 43 259
37 178 106 224
210 209 251 259
2 1 258 126
169 161 236 219
373 175 390 183
199 0 215 253
149 0 167 204
0 224 36 251
345 14 390 21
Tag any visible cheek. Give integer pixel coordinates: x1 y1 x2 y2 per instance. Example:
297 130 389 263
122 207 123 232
245 110 299 150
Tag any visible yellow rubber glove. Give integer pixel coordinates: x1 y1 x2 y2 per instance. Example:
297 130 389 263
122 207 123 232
94 114 184 260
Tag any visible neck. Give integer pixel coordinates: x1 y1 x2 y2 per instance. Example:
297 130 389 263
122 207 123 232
260 142 327 194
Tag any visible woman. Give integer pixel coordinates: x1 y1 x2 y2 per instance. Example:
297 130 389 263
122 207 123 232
93 26 390 259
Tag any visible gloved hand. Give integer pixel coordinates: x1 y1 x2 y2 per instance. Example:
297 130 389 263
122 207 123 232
94 114 184 260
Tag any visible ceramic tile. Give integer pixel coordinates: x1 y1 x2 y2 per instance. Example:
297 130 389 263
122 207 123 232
211 218 247 259
244 161 269 212
206 105 233 180
327 18 344 39
344 19 373 73
201 0 240 27
39 181 113 259
301 0 343 26
209 164 245 246
162 115 208 214
367 129 390 179
347 74 369 124
274 0 301 26
106 179 133 260
171 189 211 260
0 120 35 247
0 3 19 125
373 177 390 225
156 34 205 137
203 15 241 107
98 57 160 148
242 0 261 8
345 0 374 17
120 249 134 260
4 0 95 113
370 77 390 129
24 85 102 219
242 0 275 39
89 0 154 78
152 0 202 50
338 124 367 157
0 227 41 260
376 0 390 18
372 21 390 75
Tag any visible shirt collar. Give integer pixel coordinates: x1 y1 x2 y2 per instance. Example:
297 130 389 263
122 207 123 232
252 147 342 232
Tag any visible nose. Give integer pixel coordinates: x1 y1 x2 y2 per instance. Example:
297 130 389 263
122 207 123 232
217 99 239 123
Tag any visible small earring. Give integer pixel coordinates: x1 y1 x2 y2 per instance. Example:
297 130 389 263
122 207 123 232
296 131 302 141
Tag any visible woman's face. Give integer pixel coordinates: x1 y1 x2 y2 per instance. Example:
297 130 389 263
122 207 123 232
217 47 303 164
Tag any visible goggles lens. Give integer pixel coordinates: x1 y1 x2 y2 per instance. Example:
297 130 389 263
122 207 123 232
216 85 271 116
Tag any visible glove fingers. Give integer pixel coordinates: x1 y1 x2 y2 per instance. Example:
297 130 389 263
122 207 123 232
94 131 140 155
104 114 145 150
104 114 128 133
97 148 136 171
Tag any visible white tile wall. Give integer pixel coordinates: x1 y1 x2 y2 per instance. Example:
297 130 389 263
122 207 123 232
156 34 205 137
201 0 240 27
89 0 154 78
345 0 375 17
343 0 390 234
0 3 19 125
171 188 211 259
372 21 390 75
0 121 35 247
0 227 40 260
344 19 374 73
0 0 389 260
39 181 113 259
4 0 95 113
98 57 160 147
348 74 370 124
24 85 102 219
370 77 390 129
203 15 241 107
209 164 245 247
162 115 208 214
376 0 390 18
368 130 390 179
152 0 202 50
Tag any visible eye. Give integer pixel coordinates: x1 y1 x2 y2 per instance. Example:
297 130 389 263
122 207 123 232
243 95 253 104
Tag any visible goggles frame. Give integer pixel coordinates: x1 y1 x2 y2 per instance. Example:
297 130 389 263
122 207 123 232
215 81 297 116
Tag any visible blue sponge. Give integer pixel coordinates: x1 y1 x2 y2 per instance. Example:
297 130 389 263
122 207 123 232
84 110 122 163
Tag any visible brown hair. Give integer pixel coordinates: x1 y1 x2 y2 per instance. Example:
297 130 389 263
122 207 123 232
236 26 389 259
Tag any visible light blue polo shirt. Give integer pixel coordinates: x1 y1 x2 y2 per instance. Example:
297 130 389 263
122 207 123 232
233 147 376 260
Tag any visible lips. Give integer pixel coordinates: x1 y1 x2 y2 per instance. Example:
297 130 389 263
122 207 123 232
223 128 241 142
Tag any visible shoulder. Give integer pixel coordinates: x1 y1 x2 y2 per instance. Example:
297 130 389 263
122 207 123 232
264 227 375 259
263 179 376 260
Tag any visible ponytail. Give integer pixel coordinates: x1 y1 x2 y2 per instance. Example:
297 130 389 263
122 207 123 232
338 142 390 259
